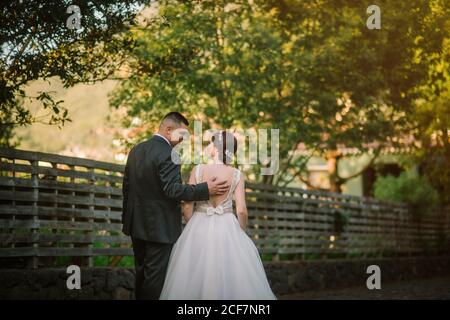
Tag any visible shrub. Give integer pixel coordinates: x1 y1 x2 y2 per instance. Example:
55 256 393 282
374 172 440 217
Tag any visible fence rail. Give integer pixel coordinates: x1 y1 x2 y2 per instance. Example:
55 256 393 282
1 148 449 268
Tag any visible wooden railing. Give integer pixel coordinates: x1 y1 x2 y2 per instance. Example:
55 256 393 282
1 148 449 268
0 148 128 268
245 183 449 258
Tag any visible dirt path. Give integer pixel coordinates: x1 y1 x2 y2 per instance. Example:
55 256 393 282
279 276 450 300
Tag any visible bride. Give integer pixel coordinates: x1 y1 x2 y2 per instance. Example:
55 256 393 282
160 131 276 300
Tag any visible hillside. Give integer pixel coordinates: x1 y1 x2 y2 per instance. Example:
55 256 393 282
14 78 125 163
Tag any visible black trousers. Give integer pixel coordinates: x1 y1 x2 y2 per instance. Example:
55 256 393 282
131 237 173 300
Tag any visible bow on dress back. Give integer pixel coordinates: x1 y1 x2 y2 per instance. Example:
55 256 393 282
194 164 241 216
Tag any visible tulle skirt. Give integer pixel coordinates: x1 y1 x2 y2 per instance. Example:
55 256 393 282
159 211 277 300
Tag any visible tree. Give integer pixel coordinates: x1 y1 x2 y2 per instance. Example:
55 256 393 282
110 0 309 182
0 0 149 145
269 0 449 191
411 20 450 204
111 0 449 191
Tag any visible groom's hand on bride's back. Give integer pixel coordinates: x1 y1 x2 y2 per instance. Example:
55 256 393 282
207 177 230 196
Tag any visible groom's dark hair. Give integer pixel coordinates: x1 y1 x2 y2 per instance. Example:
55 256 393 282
162 112 189 126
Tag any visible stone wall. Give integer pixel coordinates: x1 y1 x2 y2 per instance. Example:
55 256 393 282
265 256 450 295
1 256 449 299
0 267 135 300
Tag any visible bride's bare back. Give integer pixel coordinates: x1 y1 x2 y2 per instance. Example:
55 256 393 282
182 161 247 230
197 164 235 207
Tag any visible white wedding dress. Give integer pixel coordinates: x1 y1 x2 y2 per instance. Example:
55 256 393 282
160 165 276 300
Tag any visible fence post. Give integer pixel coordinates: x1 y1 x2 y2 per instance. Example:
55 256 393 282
10 159 16 253
87 168 94 267
30 160 39 269
106 171 116 266
68 165 76 266
272 188 280 262
443 207 448 254
300 194 305 261
48 162 58 268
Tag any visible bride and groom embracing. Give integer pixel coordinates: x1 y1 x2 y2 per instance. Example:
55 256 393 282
122 112 276 300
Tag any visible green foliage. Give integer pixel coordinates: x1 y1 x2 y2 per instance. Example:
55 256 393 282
0 0 149 139
333 209 349 234
93 242 135 267
374 172 440 216
111 0 449 186
0 113 18 147
412 28 450 204
93 256 134 267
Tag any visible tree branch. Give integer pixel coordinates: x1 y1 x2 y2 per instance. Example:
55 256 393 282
6 27 36 77
279 154 313 187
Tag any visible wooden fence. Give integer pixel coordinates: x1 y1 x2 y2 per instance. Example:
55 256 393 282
1 148 449 268
245 183 449 259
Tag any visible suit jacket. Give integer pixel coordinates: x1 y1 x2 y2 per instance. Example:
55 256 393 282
122 135 209 243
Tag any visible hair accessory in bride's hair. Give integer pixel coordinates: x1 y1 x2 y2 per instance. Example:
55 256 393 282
211 130 237 164
225 149 233 160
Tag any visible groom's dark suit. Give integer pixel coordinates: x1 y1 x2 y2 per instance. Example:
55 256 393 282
122 135 209 299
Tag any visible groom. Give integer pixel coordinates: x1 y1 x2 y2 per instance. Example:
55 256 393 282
122 112 229 300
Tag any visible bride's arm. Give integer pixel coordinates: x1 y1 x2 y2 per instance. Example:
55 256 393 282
182 167 196 222
234 174 248 230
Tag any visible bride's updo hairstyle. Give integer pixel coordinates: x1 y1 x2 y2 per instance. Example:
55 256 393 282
211 131 237 165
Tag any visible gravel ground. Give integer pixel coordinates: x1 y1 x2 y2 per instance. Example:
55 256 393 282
279 276 450 300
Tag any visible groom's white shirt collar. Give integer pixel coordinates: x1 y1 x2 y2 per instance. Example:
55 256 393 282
155 133 171 147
